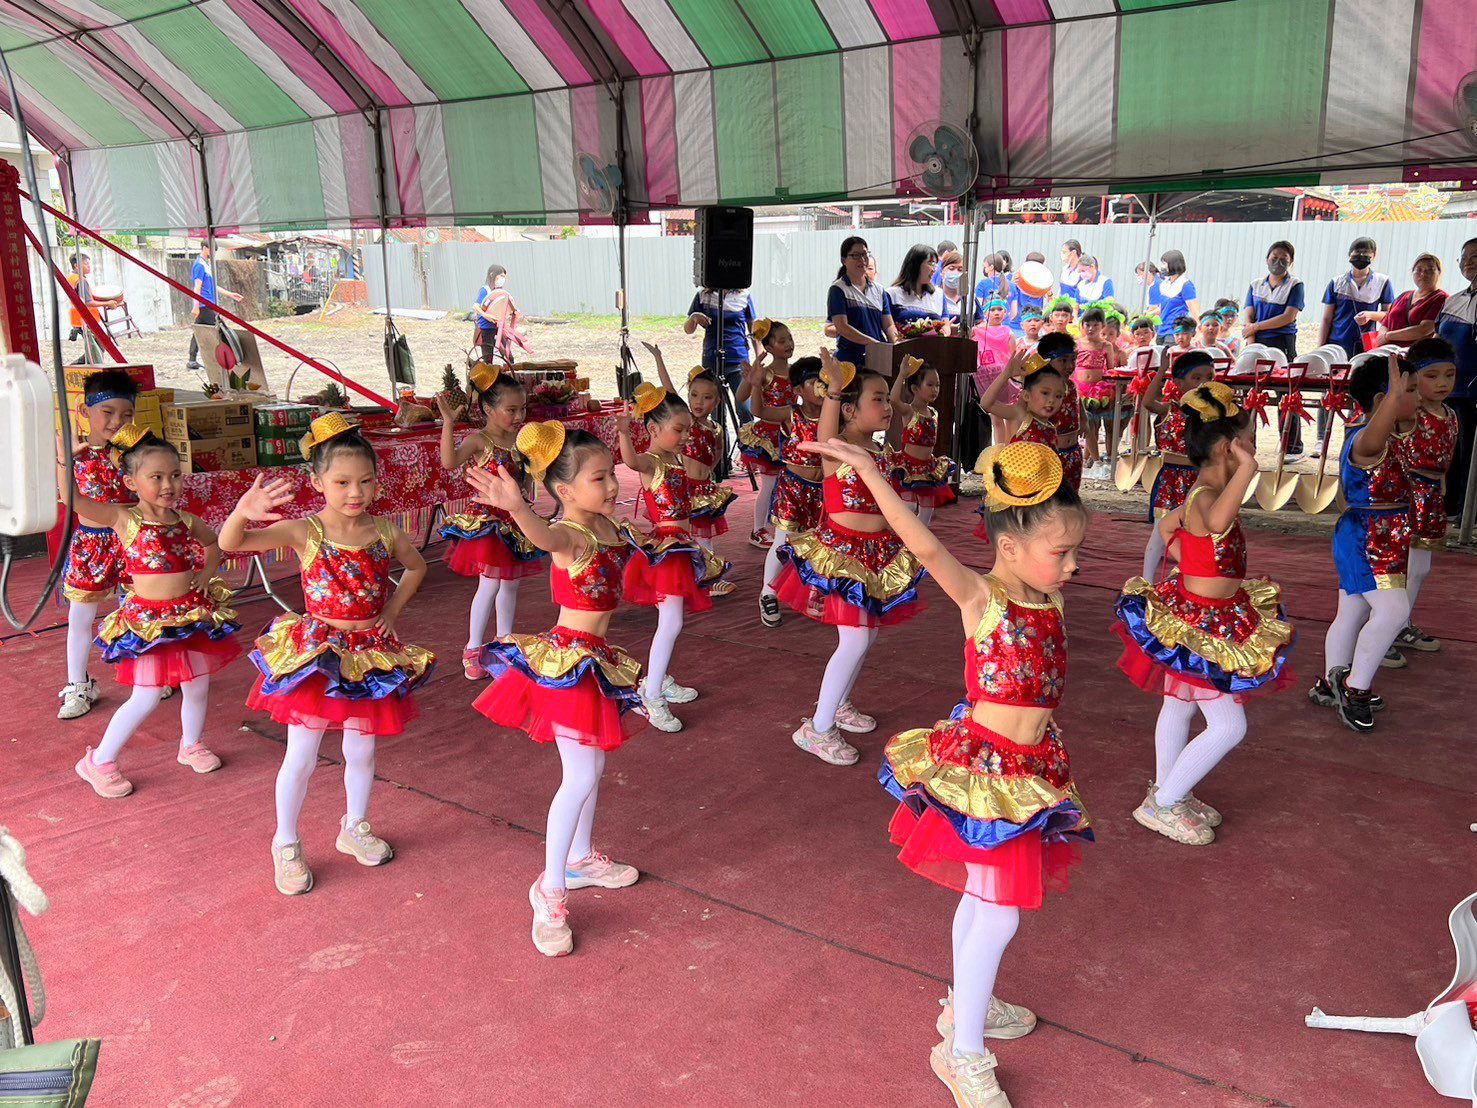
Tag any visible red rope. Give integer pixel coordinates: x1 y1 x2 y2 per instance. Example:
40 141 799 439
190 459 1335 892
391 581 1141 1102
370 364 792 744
18 188 395 410
19 221 127 363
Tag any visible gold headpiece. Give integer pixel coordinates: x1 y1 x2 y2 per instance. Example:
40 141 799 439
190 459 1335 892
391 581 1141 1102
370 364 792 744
686 366 711 386
110 423 149 451
632 383 668 417
751 318 773 342
1181 381 1240 421
515 421 566 476
469 360 505 394
299 411 358 459
974 442 1063 511
900 355 925 380
820 358 856 396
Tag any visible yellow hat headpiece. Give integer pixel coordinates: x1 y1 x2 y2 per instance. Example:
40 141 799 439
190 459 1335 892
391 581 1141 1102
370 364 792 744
1181 381 1240 421
819 358 856 397
299 411 358 459
686 366 712 386
515 421 567 476
751 318 773 342
974 442 1063 512
900 355 925 380
469 360 506 394
632 382 668 417
108 422 151 464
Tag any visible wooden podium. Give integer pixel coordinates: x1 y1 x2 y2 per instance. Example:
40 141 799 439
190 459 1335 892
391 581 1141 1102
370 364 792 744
864 334 976 460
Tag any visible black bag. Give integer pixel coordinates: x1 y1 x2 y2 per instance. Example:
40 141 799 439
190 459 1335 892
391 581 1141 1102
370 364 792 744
385 320 416 389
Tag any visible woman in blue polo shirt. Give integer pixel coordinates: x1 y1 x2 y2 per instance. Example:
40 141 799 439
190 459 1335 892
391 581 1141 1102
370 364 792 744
827 236 897 364
1154 250 1199 340
685 286 757 392
1242 240 1308 455
1074 255 1113 304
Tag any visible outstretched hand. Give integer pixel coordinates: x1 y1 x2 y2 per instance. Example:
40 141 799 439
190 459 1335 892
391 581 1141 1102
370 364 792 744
237 474 294 522
466 466 526 513
435 393 464 422
1006 346 1032 379
641 340 661 359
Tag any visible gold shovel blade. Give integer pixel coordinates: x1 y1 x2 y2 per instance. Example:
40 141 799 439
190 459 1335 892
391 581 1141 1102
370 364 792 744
1115 454 1148 492
1255 469 1299 511
1139 455 1163 493
1294 473 1342 514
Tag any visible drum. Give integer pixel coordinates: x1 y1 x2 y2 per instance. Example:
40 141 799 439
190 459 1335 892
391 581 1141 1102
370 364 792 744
1014 261 1053 299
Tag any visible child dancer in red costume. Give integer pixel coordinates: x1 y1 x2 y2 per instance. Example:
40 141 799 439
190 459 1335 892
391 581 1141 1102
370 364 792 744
1391 336 1458 654
466 422 646 957
887 354 959 525
974 350 1070 540
758 356 824 629
1140 350 1216 579
1116 383 1294 845
803 437 1089 1108
773 352 927 766
642 342 738 565
736 319 795 547
57 369 138 721
73 426 240 798
617 385 730 732
436 362 545 679
221 415 434 895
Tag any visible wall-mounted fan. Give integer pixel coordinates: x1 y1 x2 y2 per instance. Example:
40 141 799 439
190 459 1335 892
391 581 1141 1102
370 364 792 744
575 152 622 216
904 121 979 199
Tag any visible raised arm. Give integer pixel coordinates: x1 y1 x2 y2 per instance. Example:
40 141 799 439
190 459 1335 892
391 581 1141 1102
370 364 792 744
1351 354 1408 466
979 349 1030 420
1200 438 1258 535
217 474 309 555
436 394 480 469
816 349 848 446
377 525 427 633
466 467 579 559
642 341 676 394
615 406 657 476
1142 360 1173 415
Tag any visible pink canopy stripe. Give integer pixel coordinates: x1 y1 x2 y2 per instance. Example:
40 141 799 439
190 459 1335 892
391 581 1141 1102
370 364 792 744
584 0 670 76
867 0 941 40
1411 0 1477 143
992 0 1052 24
571 83 609 197
285 0 414 107
220 0 362 114
89 29 225 136
1001 24 1052 182
336 114 377 225
386 108 427 224
503 0 593 86
640 75 680 207
891 38 943 193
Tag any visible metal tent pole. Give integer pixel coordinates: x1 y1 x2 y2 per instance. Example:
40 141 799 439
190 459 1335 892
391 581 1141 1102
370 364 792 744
372 109 400 394
1138 193 1159 313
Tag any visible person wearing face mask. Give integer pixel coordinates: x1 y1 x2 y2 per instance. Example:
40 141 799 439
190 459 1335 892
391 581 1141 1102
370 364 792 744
1435 236 1477 517
1073 255 1112 304
472 265 518 365
1058 239 1084 301
1317 238 1394 459
937 250 966 320
1243 241 1306 456
1153 251 1198 341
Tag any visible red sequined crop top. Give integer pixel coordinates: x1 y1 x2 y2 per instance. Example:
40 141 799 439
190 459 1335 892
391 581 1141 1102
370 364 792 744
822 449 888 515
1012 417 1058 448
1050 377 1081 436
120 509 204 576
549 520 636 611
641 453 693 526
753 370 794 426
1156 401 1188 455
965 577 1067 708
465 436 524 520
1173 487 1247 579
1396 405 1457 474
901 408 939 451
301 515 394 621
74 445 134 505
780 411 820 468
685 418 721 469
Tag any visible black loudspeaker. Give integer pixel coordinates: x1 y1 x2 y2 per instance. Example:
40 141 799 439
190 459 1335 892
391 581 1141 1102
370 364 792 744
693 206 753 289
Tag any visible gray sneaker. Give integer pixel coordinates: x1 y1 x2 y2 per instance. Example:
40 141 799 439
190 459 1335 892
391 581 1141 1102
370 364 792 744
1132 789 1214 846
57 678 99 720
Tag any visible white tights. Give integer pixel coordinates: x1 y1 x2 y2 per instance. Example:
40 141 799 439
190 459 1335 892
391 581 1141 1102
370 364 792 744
273 723 377 846
466 576 520 650
1142 526 1167 582
813 625 878 731
1152 694 1247 807
92 675 210 765
642 595 685 699
1406 547 1432 613
951 869 1021 1056
754 474 778 533
541 732 605 892
1324 587 1410 690
915 503 935 527
67 600 99 684
761 528 789 599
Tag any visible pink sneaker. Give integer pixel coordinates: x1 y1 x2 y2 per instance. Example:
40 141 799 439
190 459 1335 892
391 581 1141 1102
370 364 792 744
177 742 222 774
833 700 877 734
791 719 859 766
462 648 487 680
565 851 639 890
75 748 132 798
529 877 574 957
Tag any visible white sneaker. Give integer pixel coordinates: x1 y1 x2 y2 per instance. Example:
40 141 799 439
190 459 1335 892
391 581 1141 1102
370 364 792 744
57 678 99 721
930 1042 1012 1108
937 988 1038 1042
1132 789 1214 846
792 718 859 766
660 674 698 704
642 694 683 732
833 700 877 734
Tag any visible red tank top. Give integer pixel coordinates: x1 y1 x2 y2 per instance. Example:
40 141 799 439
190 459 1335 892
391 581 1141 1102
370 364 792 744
120 509 204 576
1173 487 1247 578
760 371 794 414
780 411 820 467
822 449 888 516
464 435 524 521
1012 417 1057 448
685 418 721 469
640 453 693 526
301 516 394 621
74 444 134 504
901 408 939 451
1156 403 1188 454
1050 377 1081 436
1396 405 1457 474
548 520 635 612
965 577 1067 708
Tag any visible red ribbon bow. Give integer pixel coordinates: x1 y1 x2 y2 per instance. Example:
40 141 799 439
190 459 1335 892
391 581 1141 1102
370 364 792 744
1279 389 1313 424
1242 387 1272 427
1126 371 1153 400
1320 389 1359 422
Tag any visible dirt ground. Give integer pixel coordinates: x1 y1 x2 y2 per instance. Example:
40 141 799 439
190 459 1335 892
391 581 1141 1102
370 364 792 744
93 307 1371 539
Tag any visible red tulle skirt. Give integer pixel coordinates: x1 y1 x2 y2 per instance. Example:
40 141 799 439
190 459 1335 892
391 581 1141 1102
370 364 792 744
117 635 241 688
246 673 420 736
474 668 643 751
769 567 922 627
445 534 546 580
689 515 729 539
887 805 1081 910
623 550 714 613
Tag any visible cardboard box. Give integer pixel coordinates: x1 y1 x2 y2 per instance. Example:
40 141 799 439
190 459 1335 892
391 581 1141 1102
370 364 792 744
174 434 256 474
163 399 253 442
255 433 307 468
62 363 155 394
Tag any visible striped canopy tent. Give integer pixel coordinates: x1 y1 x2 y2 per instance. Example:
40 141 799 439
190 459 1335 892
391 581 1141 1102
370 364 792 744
0 0 1474 234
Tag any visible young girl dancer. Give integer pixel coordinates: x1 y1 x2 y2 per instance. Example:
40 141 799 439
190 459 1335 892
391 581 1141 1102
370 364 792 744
736 319 795 547
58 369 138 721
73 427 240 798
1114 383 1294 844
221 415 434 895
806 437 1088 1108
617 385 729 732
642 342 737 568
467 422 645 957
1140 351 1217 579
888 355 959 524
759 357 825 629
772 352 926 766
1074 307 1119 481
437 362 544 679
1309 353 1418 733
1391 336 1457 653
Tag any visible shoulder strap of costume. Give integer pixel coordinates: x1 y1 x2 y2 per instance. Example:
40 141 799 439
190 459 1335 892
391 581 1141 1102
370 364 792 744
972 576 1010 643
302 514 324 569
372 516 396 550
120 506 143 548
553 518 598 576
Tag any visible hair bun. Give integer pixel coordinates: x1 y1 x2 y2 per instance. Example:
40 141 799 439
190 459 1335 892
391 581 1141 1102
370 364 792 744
469 360 505 394
515 420 566 475
751 318 772 342
975 442 1063 511
1181 381 1240 421
632 382 668 416
300 411 358 459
